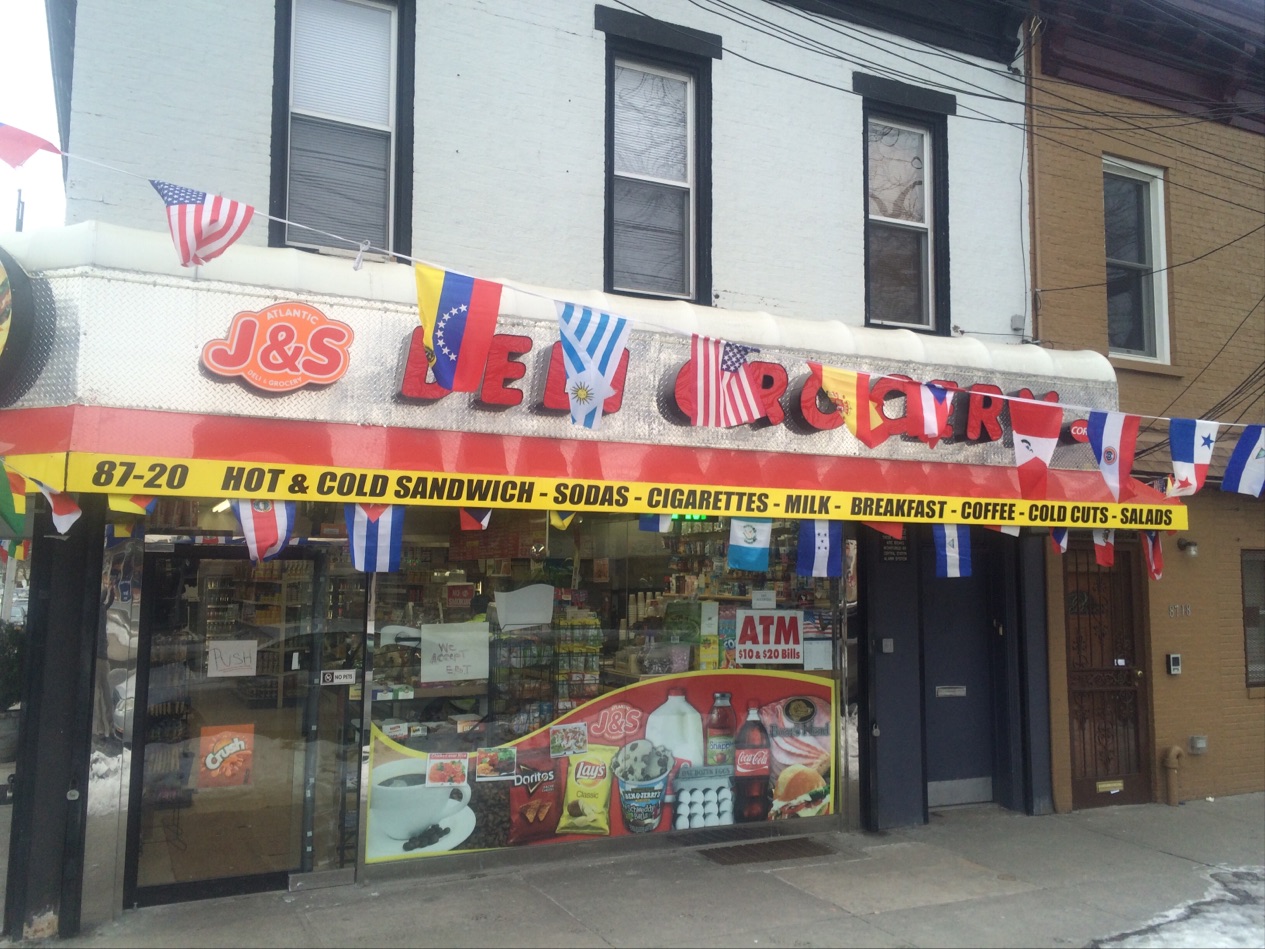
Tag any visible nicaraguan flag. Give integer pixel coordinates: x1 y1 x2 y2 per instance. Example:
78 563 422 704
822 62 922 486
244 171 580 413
1167 418 1219 497
796 520 843 577
1087 410 1139 501
230 499 296 562
557 302 631 429
1093 528 1115 567
460 508 492 531
1141 530 1163 580
639 514 673 532
1050 526 1069 553
33 480 82 534
345 503 404 573
1221 425 1265 498
932 524 971 578
728 518 772 572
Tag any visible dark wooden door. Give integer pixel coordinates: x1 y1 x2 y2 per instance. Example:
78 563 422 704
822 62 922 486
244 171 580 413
1064 541 1151 807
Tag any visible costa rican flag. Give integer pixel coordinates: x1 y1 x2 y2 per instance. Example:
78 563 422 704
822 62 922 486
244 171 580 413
344 504 404 573
1087 410 1140 501
33 480 82 534
230 499 295 562
796 520 843 578
932 524 971 578
907 381 955 448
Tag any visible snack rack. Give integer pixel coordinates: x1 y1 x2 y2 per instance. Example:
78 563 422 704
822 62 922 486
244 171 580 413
489 619 554 736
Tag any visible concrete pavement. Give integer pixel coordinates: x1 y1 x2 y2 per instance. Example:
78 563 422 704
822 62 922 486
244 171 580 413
6 793 1264 948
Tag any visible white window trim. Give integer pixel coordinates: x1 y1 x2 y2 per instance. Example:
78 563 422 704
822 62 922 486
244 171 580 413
612 57 697 300
1103 155 1170 364
867 116 935 331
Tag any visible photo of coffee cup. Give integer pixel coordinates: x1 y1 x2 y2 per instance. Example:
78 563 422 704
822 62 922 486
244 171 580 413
370 758 472 841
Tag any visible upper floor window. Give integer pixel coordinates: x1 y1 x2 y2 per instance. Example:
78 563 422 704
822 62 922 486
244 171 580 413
866 116 935 329
272 0 414 255
598 6 718 304
1103 157 1169 362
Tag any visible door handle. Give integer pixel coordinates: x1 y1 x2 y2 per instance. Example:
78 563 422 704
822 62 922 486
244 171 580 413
1135 669 1144 679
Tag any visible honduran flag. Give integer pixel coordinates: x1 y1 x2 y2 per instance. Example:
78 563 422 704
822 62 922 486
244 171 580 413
108 494 158 515
460 508 492 531
906 381 955 448
1166 418 1219 497
1009 396 1063 499
1087 410 1140 501
1221 425 1265 498
796 520 843 577
932 524 971 578
33 480 82 534
1141 530 1164 580
728 518 772 572
638 514 673 532
230 499 296 562
1050 526 1069 553
1093 528 1116 567
344 503 404 573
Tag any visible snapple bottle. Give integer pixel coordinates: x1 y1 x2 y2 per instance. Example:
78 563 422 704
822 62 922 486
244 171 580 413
733 699 771 822
705 692 735 766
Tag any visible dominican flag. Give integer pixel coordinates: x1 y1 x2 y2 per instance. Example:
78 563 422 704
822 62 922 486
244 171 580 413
907 381 955 448
150 180 255 267
728 518 772 572
550 511 577 530
33 480 82 534
1009 396 1063 499
1221 425 1265 498
639 514 673 532
108 494 158 515
344 503 404 573
932 524 971 578
796 520 843 577
1087 410 1140 501
230 499 296 562
1166 418 1219 497
1141 530 1164 580
556 302 631 429
460 508 492 531
1049 526 1068 553
1093 528 1115 567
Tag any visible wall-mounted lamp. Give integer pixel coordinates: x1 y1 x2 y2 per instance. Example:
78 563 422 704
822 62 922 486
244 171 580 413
1177 538 1198 557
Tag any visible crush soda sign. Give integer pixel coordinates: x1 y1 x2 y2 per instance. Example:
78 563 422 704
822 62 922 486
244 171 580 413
734 610 805 666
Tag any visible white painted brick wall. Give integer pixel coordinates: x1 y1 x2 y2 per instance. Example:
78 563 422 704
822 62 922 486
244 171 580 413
62 0 1028 338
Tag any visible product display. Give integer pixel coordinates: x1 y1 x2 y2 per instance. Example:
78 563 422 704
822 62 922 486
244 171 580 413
734 700 772 823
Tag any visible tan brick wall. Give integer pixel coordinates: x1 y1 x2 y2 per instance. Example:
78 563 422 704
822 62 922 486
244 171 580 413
1032 52 1265 809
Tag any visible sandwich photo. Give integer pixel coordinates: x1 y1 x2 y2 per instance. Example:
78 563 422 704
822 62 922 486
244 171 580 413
769 764 829 819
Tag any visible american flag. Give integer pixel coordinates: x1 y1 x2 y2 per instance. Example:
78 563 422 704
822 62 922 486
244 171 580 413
150 179 255 267
689 335 766 427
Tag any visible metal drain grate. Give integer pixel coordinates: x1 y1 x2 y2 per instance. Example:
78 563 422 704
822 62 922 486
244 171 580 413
697 836 835 866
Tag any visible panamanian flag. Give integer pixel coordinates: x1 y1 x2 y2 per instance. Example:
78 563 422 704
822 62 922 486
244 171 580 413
932 524 971 578
230 499 296 562
344 503 404 573
796 520 843 577
1166 418 1219 497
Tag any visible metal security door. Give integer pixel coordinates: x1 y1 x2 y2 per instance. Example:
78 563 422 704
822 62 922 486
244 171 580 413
1064 542 1152 807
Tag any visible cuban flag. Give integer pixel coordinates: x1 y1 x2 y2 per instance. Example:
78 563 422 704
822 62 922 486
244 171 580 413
932 524 971 578
1093 528 1115 567
907 381 955 448
344 503 404 573
727 518 772 572
1221 425 1265 498
108 494 158 515
556 302 631 429
1050 526 1069 553
1009 396 1063 499
1086 410 1140 501
639 514 673 532
796 520 843 577
33 480 82 534
1141 530 1164 580
460 508 492 531
230 499 296 562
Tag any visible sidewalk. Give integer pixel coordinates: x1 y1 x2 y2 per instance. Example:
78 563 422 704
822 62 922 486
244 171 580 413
14 793 1265 948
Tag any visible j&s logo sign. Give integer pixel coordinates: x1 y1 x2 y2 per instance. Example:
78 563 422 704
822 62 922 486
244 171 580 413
202 302 354 392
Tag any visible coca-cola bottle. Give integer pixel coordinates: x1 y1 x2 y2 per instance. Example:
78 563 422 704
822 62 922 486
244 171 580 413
733 700 771 822
705 692 735 766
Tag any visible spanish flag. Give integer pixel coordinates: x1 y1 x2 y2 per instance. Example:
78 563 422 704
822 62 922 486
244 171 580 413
108 495 158 515
810 363 885 448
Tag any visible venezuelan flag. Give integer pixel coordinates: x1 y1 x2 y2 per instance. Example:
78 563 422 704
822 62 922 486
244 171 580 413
414 264 501 392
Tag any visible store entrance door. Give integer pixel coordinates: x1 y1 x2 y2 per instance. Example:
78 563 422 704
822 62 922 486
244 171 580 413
123 546 365 907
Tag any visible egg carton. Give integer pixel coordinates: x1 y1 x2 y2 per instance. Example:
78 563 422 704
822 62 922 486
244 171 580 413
670 764 735 830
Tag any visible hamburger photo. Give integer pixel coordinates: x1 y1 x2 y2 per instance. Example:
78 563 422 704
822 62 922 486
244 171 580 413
769 764 829 819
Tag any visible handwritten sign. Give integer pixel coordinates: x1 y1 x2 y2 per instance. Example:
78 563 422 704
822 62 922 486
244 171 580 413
419 622 489 682
206 639 258 677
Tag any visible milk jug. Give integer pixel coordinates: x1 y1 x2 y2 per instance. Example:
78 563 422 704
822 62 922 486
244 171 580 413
644 688 705 768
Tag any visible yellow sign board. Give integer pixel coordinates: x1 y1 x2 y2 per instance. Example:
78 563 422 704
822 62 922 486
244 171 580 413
61 451 1188 530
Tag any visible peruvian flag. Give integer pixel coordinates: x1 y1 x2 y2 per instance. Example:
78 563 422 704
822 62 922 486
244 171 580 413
1087 410 1140 501
1141 530 1163 580
1167 418 1219 497
1093 528 1115 567
906 381 954 448
460 508 492 531
1009 396 1063 499
344 503 404 573
230 499 296 562
34 480 82 533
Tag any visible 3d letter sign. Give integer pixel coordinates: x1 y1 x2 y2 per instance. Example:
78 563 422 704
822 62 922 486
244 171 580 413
202 302 354 392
